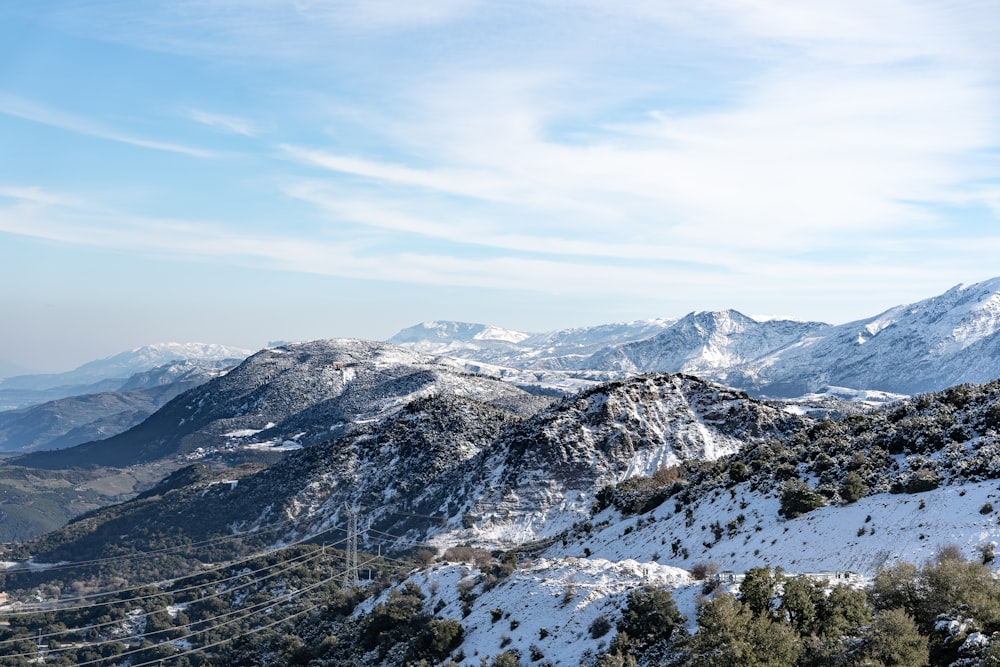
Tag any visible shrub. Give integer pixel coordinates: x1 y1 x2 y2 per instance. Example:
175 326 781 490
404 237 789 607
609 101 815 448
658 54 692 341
491 650 520 667
617 586 685 650
690 560 719 581
779 480 826 519
900 469 940 493
839 471 868 503
729 461 749 483
982 502 994 515
589 614 612 638
859 609 928 667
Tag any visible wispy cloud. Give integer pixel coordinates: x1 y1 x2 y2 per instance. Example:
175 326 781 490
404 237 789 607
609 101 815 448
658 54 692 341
0 93 219 158
285 60 997 255
0 188 699 296
3 0 998 329
187 109 258 137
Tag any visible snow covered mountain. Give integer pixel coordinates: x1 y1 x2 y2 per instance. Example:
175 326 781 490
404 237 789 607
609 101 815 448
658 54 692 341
734 277 1000 396
388 277 1000 397
0 342 253 410
9 363 1000 665
12 339 550 469
388 318 677 369
579 310 827 377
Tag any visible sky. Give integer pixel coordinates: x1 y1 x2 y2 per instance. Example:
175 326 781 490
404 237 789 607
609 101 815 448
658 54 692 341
1 1 999 373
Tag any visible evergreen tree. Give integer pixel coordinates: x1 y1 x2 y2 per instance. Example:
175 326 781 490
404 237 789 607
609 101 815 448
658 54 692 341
678 594 801 667
859 608 929 667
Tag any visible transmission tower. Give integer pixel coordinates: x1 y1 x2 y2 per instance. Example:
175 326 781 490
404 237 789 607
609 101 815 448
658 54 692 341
345 503 360 587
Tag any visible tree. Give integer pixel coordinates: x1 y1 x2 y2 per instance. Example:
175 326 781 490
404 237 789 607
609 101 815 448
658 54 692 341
870 562 922 617
779 576 822 635
840 471 868 503
859 608 928 667
739 566 780 619
679 594 801 667
617 586 686 651
817 584 871 638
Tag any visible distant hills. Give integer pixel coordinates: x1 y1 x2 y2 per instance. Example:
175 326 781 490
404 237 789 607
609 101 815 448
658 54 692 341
0 344 251 454
0 342 252 406
0 360 237 453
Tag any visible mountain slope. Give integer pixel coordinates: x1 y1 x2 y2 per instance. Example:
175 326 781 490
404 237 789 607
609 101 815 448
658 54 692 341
14 372 803 564
11 339 548 469
581 310 827 376
739 278 1000 395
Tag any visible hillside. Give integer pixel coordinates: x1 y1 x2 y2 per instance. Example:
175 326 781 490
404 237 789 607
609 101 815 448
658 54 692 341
0 360 235 453
5 375 1000 665
11 339 549 470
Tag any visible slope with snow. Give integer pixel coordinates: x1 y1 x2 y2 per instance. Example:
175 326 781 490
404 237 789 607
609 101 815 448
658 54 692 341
581 310 827 376
740 278 1000 396
11 339 549 469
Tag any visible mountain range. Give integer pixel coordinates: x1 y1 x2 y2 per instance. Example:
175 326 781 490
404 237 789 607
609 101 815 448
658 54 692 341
389 276 1000 397
4 279 1000 665
5 277 999 456
6 360 1000 665
10 340 550 469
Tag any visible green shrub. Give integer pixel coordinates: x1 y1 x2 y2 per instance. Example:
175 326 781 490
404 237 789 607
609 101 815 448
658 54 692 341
617 586 685 651
839 471 868 503
779 480 825 519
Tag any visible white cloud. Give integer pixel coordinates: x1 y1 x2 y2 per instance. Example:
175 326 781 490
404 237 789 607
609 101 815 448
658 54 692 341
4 0 998 326
0 93 219 158
286 56 996 254
188 109 259 137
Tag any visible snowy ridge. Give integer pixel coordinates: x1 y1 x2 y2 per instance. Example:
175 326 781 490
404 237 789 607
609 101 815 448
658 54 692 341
388 277 1000 397
743 278 1000 395
387 557 697 665
430 374 806 549
582 310 827 376
11 339 550 469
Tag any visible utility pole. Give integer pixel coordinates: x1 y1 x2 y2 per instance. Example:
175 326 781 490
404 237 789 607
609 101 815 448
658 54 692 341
345 503 359 588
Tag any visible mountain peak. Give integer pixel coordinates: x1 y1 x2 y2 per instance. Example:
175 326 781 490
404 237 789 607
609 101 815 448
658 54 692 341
389 321 533 345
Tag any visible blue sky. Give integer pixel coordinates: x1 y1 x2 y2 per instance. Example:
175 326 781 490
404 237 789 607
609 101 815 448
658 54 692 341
1 1 998 372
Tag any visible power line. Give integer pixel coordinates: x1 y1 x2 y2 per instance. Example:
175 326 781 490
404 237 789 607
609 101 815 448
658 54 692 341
1 519 297 577
0 548 330 647
0 562 347 663
2 551 366 665
2 532 346 617
45 571 342 667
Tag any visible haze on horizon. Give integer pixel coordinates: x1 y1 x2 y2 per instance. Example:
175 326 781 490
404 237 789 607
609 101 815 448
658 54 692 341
1 1 998 373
